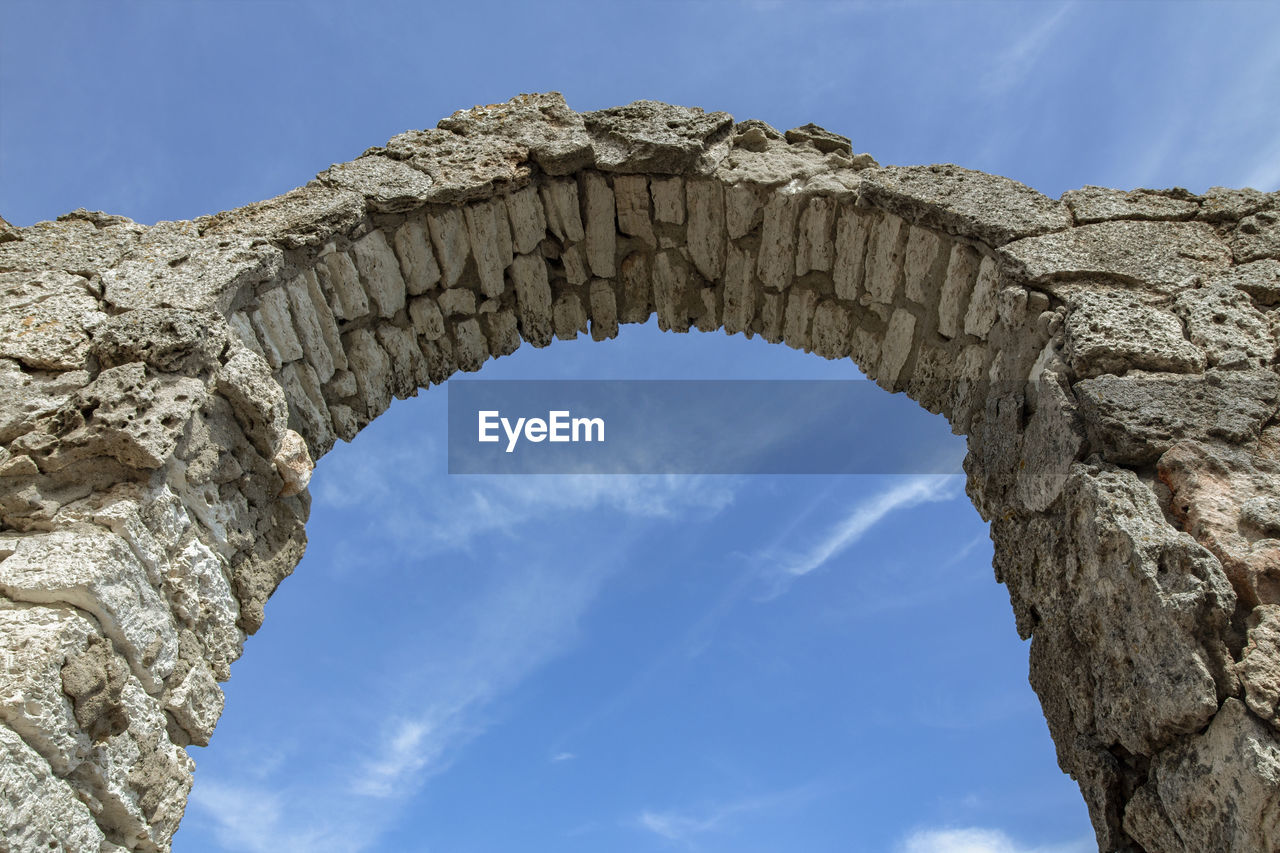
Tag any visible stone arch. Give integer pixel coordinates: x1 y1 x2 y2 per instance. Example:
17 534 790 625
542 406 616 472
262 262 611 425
0 93 1278 852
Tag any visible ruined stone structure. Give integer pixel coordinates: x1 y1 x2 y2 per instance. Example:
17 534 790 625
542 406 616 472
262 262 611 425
1 93 1278 851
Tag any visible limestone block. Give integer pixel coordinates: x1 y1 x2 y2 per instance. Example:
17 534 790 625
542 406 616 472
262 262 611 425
583 172 617 278
833 207 871 301
695 286 720 332
392 218 442 295
466 199 514 299
1122 699 1280 853
687 178 726 281
342 329 393 418
252 287 305 368
1063 289 1207 378
904 340 956 416
1231 209 1280 263
351 229 408 318
408 295 446 340
375 324 429 397
864 213 908 305
427 206 471 288
540 178 585 243
439 287 477 317
553 292 588 341
0 605 98 775
650 177 685 224
317 154 436 213
509 253 554 347
226 312 264 359
0 531 178 693
796 196 836 276
282 274 336 382
653 252 689 332
613 175 656 248
903 225 948 306
90 306 228 375
850 326 879 369
1062 186 1200 224
483 309 522 356
1075 369 1280 466
214 348 289 456
0 724 108 852
950 344 991 430
166 538 241 681
937 244 981 339
504 185 548 255
810 300 853 359
1239 606 1280 727
782 287 818 350
71 674 194 849
561 243 590 286
44 364 206 472
296 268 347 372
1174 283 1274 369
722 244 756 335
760 291 785 343
417 335 455 387
328 403 358 441
164 656 223 746
326 369 357 401
1002 220 1232 294
589 278 619 341
452 318 489 372
877 308 917 390
619 252 653 324
1211 258 1280 306
92 501 166 587
583 100 733 173
0 271 104 371
963 255 1001 337
1015 358 1084 511
315 250 369 321
857 163 1072 245
1159 435 1280 607
279 361 335 454
725 182 763 239
757 189 800 290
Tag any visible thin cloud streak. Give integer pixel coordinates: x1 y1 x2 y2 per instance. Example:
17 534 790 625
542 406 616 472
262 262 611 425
777 475 963 580
635 784 825 846
980 3 1074 96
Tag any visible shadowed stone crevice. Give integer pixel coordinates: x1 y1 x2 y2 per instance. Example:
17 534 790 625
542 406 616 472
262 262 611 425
1 93 1277 851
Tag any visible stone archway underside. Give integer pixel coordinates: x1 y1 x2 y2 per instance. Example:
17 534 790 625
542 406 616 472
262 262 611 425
1 94 1278 852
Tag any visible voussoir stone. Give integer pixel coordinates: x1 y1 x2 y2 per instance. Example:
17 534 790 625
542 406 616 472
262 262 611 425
857 163 1072 245
583 100 734 174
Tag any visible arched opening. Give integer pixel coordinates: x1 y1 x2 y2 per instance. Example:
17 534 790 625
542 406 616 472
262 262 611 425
175 322 1093 852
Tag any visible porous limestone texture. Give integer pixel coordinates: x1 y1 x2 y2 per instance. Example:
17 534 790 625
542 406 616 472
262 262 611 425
0 93 1277 851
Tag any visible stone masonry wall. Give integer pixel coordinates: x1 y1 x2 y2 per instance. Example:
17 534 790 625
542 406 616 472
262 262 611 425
0 93 1277 851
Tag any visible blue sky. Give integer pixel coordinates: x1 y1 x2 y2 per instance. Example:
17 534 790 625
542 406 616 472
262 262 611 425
3 3 1279 852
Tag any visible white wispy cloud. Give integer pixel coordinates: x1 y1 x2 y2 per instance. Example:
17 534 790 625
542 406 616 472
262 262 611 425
769 475 963 585
980 4 1075 96
898 827 1095 853
635 784 823 846
315 427 738 556
551 751 576 762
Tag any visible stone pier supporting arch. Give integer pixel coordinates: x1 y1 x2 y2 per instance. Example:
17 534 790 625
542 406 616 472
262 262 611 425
1 93 1278 851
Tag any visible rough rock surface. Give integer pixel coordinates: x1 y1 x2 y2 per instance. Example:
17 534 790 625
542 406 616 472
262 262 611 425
0 93 1277 852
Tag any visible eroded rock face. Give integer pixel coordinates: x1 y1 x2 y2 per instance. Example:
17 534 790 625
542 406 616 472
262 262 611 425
0 93 1277 851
